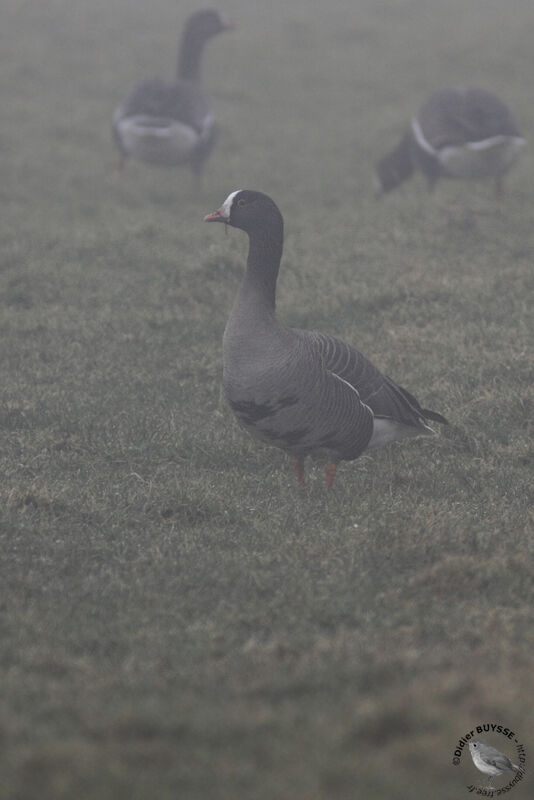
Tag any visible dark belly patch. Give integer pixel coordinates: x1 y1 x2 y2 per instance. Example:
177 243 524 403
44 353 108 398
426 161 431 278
229 395 298 425
261 426 311 446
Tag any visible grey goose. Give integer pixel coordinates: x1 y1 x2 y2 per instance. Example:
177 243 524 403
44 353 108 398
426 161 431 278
112 9 232 176
375 87 525 196
205 190 448 489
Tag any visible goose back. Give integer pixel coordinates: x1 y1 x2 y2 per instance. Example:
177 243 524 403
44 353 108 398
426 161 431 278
412 87 525 181
416 87 521 150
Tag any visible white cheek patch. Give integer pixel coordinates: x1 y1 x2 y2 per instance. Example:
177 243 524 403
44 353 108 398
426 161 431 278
221 189 242 219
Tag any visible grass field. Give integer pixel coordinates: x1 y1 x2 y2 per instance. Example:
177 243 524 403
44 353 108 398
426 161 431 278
1 1 533 798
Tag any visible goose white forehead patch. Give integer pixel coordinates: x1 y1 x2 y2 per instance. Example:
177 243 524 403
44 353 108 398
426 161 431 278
220 189 243 219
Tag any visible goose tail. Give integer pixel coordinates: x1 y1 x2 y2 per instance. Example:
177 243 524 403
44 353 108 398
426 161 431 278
384 376 448 427
421 407 449 426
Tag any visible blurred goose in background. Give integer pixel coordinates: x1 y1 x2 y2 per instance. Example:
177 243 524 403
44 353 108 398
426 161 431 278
375 87 525 196
112 9 232 177
205 190 448 489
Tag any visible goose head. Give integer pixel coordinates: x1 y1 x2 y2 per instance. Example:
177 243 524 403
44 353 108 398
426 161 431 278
184 9 234 42
204 190 283 236
178 9 234 82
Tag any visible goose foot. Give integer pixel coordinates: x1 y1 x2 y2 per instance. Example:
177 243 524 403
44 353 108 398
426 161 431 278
325 463 337 490
292 457 305 487
112 155 127 180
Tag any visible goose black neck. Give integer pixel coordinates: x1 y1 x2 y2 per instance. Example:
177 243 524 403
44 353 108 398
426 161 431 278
376 129 415 192
243 218 284 312
177 25 210 81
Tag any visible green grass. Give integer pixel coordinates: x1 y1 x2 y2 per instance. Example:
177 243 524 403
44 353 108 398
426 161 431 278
1 0 533 798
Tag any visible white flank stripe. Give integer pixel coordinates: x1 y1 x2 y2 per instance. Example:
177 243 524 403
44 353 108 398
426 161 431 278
465 134 526 151
410 116 438 156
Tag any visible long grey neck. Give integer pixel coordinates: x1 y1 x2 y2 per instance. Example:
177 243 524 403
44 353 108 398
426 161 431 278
237 225 283 315
376 129 415 192
177 29 209 82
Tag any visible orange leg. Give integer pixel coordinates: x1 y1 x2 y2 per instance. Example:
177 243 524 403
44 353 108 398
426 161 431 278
292 457 305 487
113 154 127 180
325 463 337 490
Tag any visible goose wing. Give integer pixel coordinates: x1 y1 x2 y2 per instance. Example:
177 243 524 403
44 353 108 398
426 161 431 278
114 78 211 135
305 331 446 427
417 87 521 149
